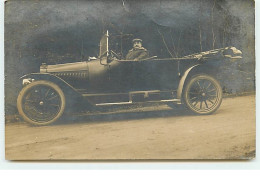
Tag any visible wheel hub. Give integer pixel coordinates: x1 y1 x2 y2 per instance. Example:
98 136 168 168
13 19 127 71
201 92 206 97
39 101 44 106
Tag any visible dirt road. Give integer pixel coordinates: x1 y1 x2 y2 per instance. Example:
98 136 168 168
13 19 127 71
5 95 255 160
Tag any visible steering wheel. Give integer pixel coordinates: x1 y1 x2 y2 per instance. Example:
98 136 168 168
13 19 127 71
109 50 121 60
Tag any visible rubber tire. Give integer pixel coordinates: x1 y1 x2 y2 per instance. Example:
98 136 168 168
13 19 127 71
183 74 222 115
17 80 66 126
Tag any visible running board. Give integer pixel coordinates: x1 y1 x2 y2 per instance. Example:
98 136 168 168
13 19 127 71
95 102 132 106
95 99 181 106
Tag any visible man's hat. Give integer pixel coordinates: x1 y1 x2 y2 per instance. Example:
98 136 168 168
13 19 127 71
132 38 142 43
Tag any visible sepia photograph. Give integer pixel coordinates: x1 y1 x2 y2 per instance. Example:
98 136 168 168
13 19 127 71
5 0 255 160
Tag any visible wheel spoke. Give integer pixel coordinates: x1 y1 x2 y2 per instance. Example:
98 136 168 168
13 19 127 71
201 80 206 89
207 95 217 100
193 100 199 106
207 94 216 96
204 100 209 108
49 103 60 107
39 88 44 99
190 96 198 101
47 95 58 101
206 82 212 90
207 88 216 93
200 101 203 109
25 99 37 103
24 103 34 108
196 80 202 89
208 99 214 104
45 88 50 98
189 92 200 94
24 105 39 114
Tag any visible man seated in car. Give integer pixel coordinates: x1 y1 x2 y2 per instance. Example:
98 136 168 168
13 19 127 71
125 39 149 61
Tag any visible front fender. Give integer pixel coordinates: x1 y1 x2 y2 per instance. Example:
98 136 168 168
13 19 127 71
20 73 81 97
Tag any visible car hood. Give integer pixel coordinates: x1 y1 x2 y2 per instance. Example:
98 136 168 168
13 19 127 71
40 61 88 73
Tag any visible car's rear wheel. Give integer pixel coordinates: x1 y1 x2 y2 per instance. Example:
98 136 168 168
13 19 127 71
17 80 66 125
183 74 222 114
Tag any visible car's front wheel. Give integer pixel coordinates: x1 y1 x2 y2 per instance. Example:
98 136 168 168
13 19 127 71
17 80 66 125
183 74 222 114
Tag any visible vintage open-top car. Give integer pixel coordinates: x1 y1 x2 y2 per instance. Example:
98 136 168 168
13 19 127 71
17 31 242 125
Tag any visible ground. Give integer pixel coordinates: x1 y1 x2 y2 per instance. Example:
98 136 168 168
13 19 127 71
5 95 255 160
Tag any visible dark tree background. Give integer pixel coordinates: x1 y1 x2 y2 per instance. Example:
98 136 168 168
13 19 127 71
5 0 255 115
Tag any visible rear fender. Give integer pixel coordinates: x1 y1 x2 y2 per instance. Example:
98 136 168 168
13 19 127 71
177 65 199 100
177 64 219 100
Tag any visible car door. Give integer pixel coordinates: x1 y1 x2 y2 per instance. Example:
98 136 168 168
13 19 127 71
132 59 180 91
106 60 135 93
108 59 180 92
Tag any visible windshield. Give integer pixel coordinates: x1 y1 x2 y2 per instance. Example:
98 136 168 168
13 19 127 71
99 31 109 58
